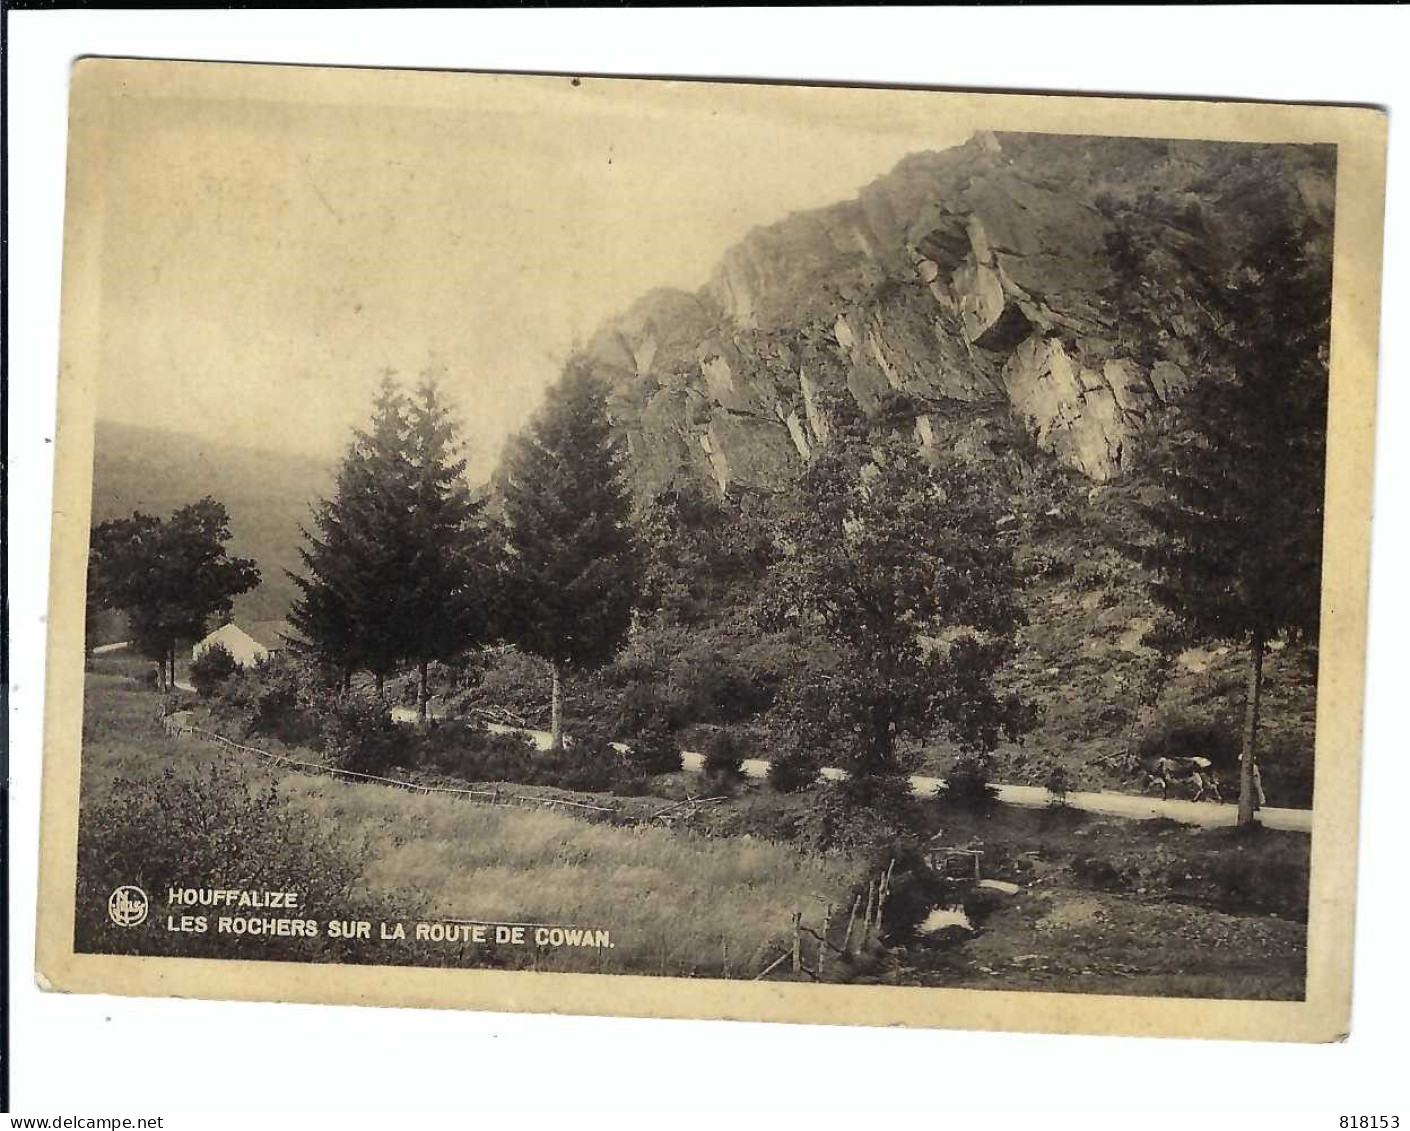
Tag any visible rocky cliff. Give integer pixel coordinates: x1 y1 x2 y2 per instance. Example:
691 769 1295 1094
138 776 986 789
583 131 1334 497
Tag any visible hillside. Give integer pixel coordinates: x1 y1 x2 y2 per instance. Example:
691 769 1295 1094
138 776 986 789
91 419 336 624
572 130 1330 803
87 132 1327 804
583 131 1333 499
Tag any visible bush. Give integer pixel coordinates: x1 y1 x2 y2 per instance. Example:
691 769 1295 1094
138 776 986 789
960 885 1010 926
466 649 553 725
942 753 1000 811
1135 715 1239 773
1044 762 1074 807
319 692 408 774
625 725 682 776
420 723 642 795
213 651 336 746
610 769 652 797
768 748 819 794
614 680 673 736
703 730 747 792
74 762 436 965
416 722 539 781
189 642 241 698
207 666 262 731
597 622 800 733
801 776 924 853
1259 739 1315 809
253 677 314 744
1071 854 1128 892
537 734 624 792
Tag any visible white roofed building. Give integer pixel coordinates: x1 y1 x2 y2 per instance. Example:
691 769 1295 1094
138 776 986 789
191 620 292 667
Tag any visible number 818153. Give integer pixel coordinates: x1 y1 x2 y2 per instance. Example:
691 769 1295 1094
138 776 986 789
1340 1119 1399 1128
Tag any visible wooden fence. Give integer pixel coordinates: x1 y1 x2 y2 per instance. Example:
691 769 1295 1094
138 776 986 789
161 713 751 834
162 710 885 982
754 857 896 982
162 715 643 826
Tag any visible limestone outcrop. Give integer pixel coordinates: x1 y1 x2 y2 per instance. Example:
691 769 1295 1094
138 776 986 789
582 132 1333 497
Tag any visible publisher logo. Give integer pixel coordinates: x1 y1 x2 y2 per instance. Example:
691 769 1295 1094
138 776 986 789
108 885 149 927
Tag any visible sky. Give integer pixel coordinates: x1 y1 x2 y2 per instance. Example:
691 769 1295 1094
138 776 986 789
92 71 967 479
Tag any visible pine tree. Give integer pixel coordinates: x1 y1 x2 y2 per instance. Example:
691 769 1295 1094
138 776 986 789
401 376 497 722
290 374 496 716
1119 211 1331 825
500 360 641 748
89 499 259 688
290 376 413 693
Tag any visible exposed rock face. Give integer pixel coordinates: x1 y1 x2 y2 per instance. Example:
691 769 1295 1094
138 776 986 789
584 132 1333 497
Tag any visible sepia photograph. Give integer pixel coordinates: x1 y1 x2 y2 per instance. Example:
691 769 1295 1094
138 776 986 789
35 58 1387 1043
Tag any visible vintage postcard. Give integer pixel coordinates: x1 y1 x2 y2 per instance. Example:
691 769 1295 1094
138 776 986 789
38 59 1386 1042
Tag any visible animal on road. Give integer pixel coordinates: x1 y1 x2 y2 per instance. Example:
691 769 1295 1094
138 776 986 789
1139 754 1223 802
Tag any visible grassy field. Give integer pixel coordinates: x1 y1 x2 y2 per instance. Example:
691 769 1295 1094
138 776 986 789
76 661 865 977
77 652 1309 996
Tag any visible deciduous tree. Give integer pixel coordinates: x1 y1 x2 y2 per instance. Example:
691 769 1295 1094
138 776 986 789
89 499 259 688
770 426 1034 804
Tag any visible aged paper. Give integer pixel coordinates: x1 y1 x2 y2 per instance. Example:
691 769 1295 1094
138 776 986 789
38 58 1386 1041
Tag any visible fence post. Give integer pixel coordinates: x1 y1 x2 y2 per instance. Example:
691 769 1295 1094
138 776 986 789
875 858 895 940
817 903 833 980
863 881 877 948
842 893 862 956
791 912 802 975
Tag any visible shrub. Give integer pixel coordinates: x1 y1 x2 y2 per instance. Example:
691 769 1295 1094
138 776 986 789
610 769 652 797
319 692 407 774
466 648 553 724
189 643 240 698
207 666 262 732
625 725 682 776
1044 762 1074 806
960 885 1010 925
942 753 1000 812
801 777 924 853
835 768 916 812
614 680 673 736
536 734 623 792
768 748 819 794
703 730 747 791
1071 854 1128 892
675 645 785 725
253 678 315 744
214 651 337 745
416 722 539 781
599 622 799 733
1135 715 1239 773
1259 739 1315 809
74 762 436 965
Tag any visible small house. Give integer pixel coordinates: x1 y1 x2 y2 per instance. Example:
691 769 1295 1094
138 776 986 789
191 620 292 668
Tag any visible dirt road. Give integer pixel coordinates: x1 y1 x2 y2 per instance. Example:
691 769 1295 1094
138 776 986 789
469 720 1313 833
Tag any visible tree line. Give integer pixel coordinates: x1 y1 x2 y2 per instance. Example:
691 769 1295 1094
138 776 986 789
288 360 640 741
86 197 1330 825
